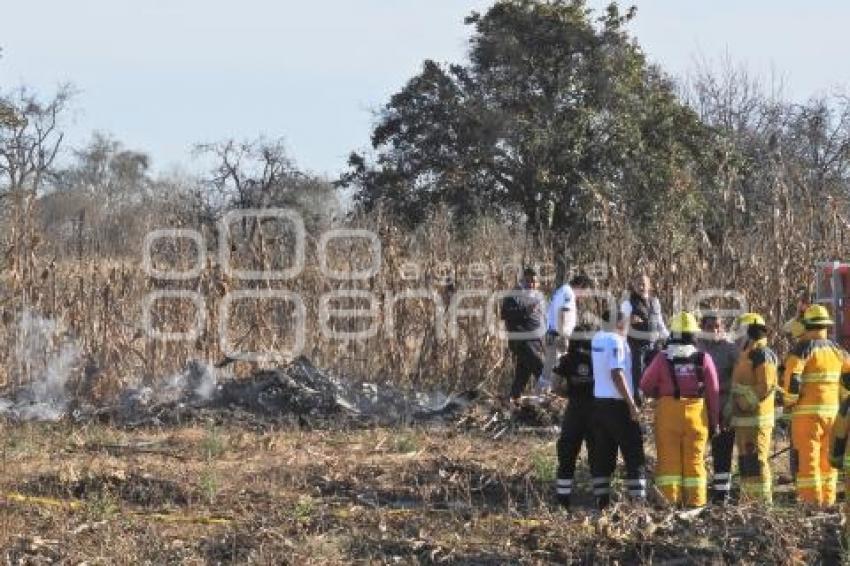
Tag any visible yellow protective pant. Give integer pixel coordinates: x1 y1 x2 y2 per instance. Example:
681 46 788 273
792 413 838 505
734 425 773 503
654 397 709 507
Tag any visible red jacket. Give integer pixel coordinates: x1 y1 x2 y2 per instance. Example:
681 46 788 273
640 344 720 430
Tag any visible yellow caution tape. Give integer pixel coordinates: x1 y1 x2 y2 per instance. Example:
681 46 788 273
1 492 231 525
512 518 546 528
135 512 232 525
3 492 82 509
384 508 414 516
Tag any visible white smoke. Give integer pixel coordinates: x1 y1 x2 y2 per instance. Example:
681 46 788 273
119 360 220 414
0 311 460 424
157 361 218 404
1 310 81 421
192 366 218 401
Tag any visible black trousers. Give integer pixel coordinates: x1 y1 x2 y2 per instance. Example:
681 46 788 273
509 339 545 399
590 398 647 507
556 397 595 500
627 339 651 406
711 428 735 501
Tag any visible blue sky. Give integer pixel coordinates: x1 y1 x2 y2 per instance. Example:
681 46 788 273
1 1 848 178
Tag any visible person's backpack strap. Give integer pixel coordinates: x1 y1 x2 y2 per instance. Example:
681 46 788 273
664 356 681 400
692 351 706 396
692 351 705 382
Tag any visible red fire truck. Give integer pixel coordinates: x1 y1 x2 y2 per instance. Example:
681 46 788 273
816 262 850 349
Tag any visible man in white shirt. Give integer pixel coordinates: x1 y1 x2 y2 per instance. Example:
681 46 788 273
590 309 647 509
541 274 593 390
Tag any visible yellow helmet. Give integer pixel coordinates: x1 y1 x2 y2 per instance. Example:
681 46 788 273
669 311 700 334
802 304 834 327
737 312 766 328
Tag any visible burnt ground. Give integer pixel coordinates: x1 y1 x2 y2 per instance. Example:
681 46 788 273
0 419 844 565
0 359 843 563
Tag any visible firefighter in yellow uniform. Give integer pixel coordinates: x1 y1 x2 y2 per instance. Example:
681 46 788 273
782 304 850 505
730 313 777 503
640 312 721 507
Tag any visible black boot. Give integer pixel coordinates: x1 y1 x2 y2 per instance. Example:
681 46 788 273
592 477 611 509
710 488 730 505
556 478 573 508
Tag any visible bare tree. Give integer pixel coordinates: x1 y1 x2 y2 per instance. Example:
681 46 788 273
195 136 338 230
194 137 297 211
0 84 74 288
0 84 74 199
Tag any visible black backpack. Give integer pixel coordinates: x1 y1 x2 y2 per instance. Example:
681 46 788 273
664 351 706 399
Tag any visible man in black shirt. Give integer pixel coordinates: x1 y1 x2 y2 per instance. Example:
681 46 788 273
620 274 669 405
501 267 546 401
552 327 595 507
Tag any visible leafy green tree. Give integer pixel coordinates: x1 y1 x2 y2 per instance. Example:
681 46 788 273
342 0 716 238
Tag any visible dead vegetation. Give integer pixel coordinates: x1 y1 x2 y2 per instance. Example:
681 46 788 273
0 113 846 563
0 420 841 564
1 201 848 403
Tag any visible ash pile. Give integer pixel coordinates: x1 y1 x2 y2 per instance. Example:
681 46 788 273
88 357 481 429
0 310 563 429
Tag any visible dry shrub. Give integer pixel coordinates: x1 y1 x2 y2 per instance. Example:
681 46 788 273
0 190 847 403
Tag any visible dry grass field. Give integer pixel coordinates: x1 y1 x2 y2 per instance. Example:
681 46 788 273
0 410 841 565
0 204 846 564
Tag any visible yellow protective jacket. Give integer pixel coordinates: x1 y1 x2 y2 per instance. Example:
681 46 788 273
781 329 850 417
731 338 778 428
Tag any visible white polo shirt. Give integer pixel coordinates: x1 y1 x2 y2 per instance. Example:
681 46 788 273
592 330 632 399
546 284 577 335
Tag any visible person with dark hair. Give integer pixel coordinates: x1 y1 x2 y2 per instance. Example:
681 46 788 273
621 274 669 406
552 323 594 507
696 315 739 503
640 312 720 508
782 304 850 505
730 313 778 503
589 309 646 508
501 266 546 401
541 273 594 391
